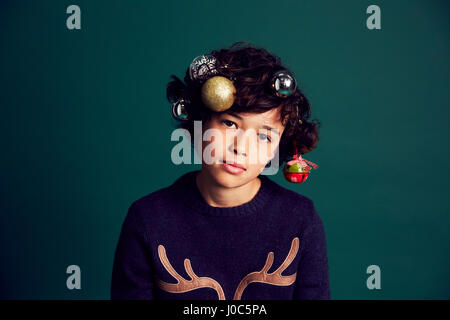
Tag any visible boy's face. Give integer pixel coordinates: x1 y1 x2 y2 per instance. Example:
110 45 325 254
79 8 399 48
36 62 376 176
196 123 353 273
200 107 285 188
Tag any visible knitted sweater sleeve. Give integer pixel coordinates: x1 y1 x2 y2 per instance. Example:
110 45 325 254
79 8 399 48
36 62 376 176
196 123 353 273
292 199 331 299
110 201 155 300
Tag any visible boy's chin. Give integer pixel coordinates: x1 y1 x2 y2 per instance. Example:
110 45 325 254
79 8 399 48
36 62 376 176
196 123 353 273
205 164 261 188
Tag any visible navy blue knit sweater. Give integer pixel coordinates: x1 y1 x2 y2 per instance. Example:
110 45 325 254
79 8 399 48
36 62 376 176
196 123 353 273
111 170 330 300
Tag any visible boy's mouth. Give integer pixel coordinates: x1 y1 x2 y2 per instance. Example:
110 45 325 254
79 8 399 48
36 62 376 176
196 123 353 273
223 161 246 170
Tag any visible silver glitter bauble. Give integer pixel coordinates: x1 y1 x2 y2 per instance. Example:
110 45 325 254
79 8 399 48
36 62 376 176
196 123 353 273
270 70 297 97
171 98 189 121
189 54 219 82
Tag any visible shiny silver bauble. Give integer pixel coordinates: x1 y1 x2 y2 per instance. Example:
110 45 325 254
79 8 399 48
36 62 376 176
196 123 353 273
270 70 297 97
189 54 219 82
171 98 189 121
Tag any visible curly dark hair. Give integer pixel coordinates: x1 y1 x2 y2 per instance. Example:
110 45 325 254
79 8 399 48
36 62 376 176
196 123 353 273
166 41 321 165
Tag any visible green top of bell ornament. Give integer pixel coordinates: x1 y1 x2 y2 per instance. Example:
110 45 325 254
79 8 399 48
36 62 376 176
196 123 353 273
286 162 308 173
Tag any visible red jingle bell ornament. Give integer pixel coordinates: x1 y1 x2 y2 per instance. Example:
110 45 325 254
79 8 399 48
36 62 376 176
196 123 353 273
283 140 318 183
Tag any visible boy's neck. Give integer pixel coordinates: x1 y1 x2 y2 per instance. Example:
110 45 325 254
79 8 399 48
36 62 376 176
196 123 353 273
195 170 261 208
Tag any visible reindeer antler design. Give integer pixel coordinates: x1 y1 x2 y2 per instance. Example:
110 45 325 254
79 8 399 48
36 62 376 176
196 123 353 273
233 237 299 300
156 237 299 300
156 244 226 300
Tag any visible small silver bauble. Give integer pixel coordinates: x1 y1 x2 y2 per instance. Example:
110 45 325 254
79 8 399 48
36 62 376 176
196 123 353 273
189 54 219 82
270 70 297 97
171 98 189 121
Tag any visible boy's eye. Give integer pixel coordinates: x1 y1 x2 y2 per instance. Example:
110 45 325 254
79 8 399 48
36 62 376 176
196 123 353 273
258 133 271 142
222 120 237 128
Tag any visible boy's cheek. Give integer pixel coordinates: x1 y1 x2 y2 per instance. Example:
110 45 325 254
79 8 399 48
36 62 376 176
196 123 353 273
202 141 225 164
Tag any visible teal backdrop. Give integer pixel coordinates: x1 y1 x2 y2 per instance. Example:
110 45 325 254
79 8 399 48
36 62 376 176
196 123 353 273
0 0 449 299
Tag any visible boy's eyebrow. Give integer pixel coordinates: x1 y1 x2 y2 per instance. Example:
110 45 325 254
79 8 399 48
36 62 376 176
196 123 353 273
225 111 280 133
225 111 243 120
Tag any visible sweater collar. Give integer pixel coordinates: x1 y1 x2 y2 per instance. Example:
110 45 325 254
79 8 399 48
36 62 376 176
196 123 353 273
176 170 274 217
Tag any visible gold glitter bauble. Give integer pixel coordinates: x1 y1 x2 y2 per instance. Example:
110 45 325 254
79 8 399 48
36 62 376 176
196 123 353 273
201 76 236 112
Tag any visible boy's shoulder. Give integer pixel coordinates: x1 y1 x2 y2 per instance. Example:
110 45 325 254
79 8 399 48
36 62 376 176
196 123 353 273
263 175 315 206
127 171 194 214
130 179 180 211
262 175 320 222
127 171 321 224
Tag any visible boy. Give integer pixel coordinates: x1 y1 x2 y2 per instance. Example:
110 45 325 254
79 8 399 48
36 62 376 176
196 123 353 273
111 42 329 300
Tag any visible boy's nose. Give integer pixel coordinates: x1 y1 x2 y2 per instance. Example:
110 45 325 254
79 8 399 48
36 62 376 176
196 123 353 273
231 134 247 157
233 146 247 157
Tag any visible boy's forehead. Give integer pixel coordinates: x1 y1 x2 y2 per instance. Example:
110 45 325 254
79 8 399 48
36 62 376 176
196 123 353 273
224 108 284 127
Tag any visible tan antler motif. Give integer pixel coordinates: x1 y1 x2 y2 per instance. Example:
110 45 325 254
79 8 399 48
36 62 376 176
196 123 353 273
156 244 226 300
233 237 299 300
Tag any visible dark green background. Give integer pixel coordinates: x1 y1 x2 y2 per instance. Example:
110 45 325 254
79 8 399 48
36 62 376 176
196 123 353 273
1 0 449 299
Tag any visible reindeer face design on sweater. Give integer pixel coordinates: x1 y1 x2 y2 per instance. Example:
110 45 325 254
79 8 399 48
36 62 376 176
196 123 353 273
156 237 299 300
